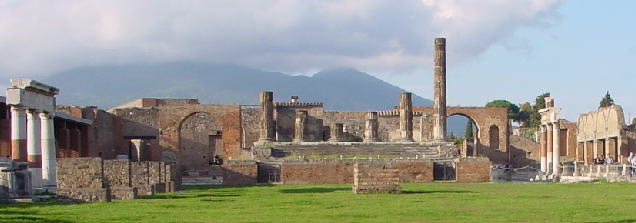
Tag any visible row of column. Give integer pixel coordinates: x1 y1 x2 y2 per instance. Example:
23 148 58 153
258 91 413 143
539 122 560 175
579 137 620 163
10 107 56 187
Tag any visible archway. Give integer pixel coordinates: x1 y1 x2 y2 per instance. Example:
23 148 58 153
178 112 223 171
446 113 479 156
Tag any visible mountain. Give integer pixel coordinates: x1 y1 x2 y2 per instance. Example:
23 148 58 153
44 62 432 110
44 62 467 135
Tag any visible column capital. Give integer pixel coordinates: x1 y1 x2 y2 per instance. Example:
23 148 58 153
10 106 27 112
38 112 54 119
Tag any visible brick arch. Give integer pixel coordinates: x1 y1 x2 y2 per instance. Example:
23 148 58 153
177 112 222 171
414 106 510 163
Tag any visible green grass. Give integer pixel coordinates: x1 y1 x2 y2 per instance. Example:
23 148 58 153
2 182 636 223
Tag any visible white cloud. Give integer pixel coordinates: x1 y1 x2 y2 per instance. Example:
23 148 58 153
0 0 565 77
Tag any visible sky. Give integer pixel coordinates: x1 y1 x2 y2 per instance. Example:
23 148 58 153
0 0 634 121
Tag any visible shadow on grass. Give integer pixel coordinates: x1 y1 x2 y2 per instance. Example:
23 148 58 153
182 184 276 190
402 189 474 194
279 187 350 193
0 202 74 223
137 193 214 199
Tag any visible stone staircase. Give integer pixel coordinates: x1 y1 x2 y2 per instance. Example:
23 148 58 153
181 166 224 185
266 142 455 160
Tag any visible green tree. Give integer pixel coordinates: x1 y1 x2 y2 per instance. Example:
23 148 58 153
632 117 636 125
485 100 522 123
518 102 533 127
599 91 615 108
534 92 551 111
465 121 474 140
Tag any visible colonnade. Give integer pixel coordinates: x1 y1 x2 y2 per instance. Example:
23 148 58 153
539 122 561 175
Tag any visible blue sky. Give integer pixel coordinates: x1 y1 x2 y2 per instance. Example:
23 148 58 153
387 0 636 121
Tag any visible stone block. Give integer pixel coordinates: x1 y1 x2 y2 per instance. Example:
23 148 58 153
353 161 401 194
455 157 491 183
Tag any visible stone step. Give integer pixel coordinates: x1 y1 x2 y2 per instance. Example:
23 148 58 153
181 176 223 185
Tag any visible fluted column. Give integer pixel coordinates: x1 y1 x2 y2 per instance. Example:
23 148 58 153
27 110 42 188
39 112 56 187
552 122 560 175
258 91 275 142
10 106 27 161
293 110 307 142
539 125 547 173
364 112 379 142
546 123 553 174
399 93 414 142
433 37 447 141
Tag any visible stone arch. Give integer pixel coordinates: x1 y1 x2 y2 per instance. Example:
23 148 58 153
177 112 224 171
447 113 479 156
414 106 509 163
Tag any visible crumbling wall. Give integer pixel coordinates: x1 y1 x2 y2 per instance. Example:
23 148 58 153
56 158 109 202
275 103 324 142
241 105 260 149
353 161 401 194
322 112 366 142
509 135 540 167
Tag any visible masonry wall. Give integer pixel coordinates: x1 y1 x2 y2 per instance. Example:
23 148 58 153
222 161 258 185
280 160 354 184
240 106 260 149
509 135 540 167
56 158 109 202
353 161 401 194
275 104 324 142
455 157 491 183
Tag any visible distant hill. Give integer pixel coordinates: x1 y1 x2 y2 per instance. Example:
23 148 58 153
44 62 467 135
44 62 433 110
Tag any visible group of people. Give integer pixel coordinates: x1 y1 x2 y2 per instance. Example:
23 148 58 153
593 155 615 165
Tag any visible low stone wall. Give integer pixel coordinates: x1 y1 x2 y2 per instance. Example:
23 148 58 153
222 161 258 185
353 161 401 194
455 157 492 183
395 160 434 182
57 158 109 202
560 162 634 182
281 160 354 184
56 158 177 202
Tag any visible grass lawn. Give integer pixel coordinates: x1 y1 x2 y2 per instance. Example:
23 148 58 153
2 182 636 223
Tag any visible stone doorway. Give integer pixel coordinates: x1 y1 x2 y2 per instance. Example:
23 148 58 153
178 112 222 171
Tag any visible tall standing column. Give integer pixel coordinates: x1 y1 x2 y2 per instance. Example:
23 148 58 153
433 38 447 141
258 91 275 142
293 110 307 142
27 110 42 188
552 122 561 175
330 123 344 142
539 125 547 173
39 112 56 187
10 106 27 161
364 112 379 142
399 93 414 142
546 124 553 174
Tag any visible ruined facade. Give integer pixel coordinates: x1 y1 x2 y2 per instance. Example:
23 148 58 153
576 105 636 163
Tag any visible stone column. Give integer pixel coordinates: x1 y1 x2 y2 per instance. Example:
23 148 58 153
27 110 42 188
10 106 27 161
258 91 275 142
539 125 547 173
583 141 589 164
39 112 56 187
546 123 553 174
432 37 447 141
552 122 560 175
293 110 307 142
364 112 379 142
330 123 344 142
399 93 414 142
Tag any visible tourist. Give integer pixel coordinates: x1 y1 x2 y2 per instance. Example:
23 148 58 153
605 156 614 165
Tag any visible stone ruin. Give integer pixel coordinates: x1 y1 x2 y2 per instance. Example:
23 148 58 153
353 161 401 194
0 158 31 198
56 157 177 202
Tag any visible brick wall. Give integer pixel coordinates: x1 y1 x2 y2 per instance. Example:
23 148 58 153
222 161 258 185
353 161 401 194
395 160 433 182
280 160 354 184
455 157 491 183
